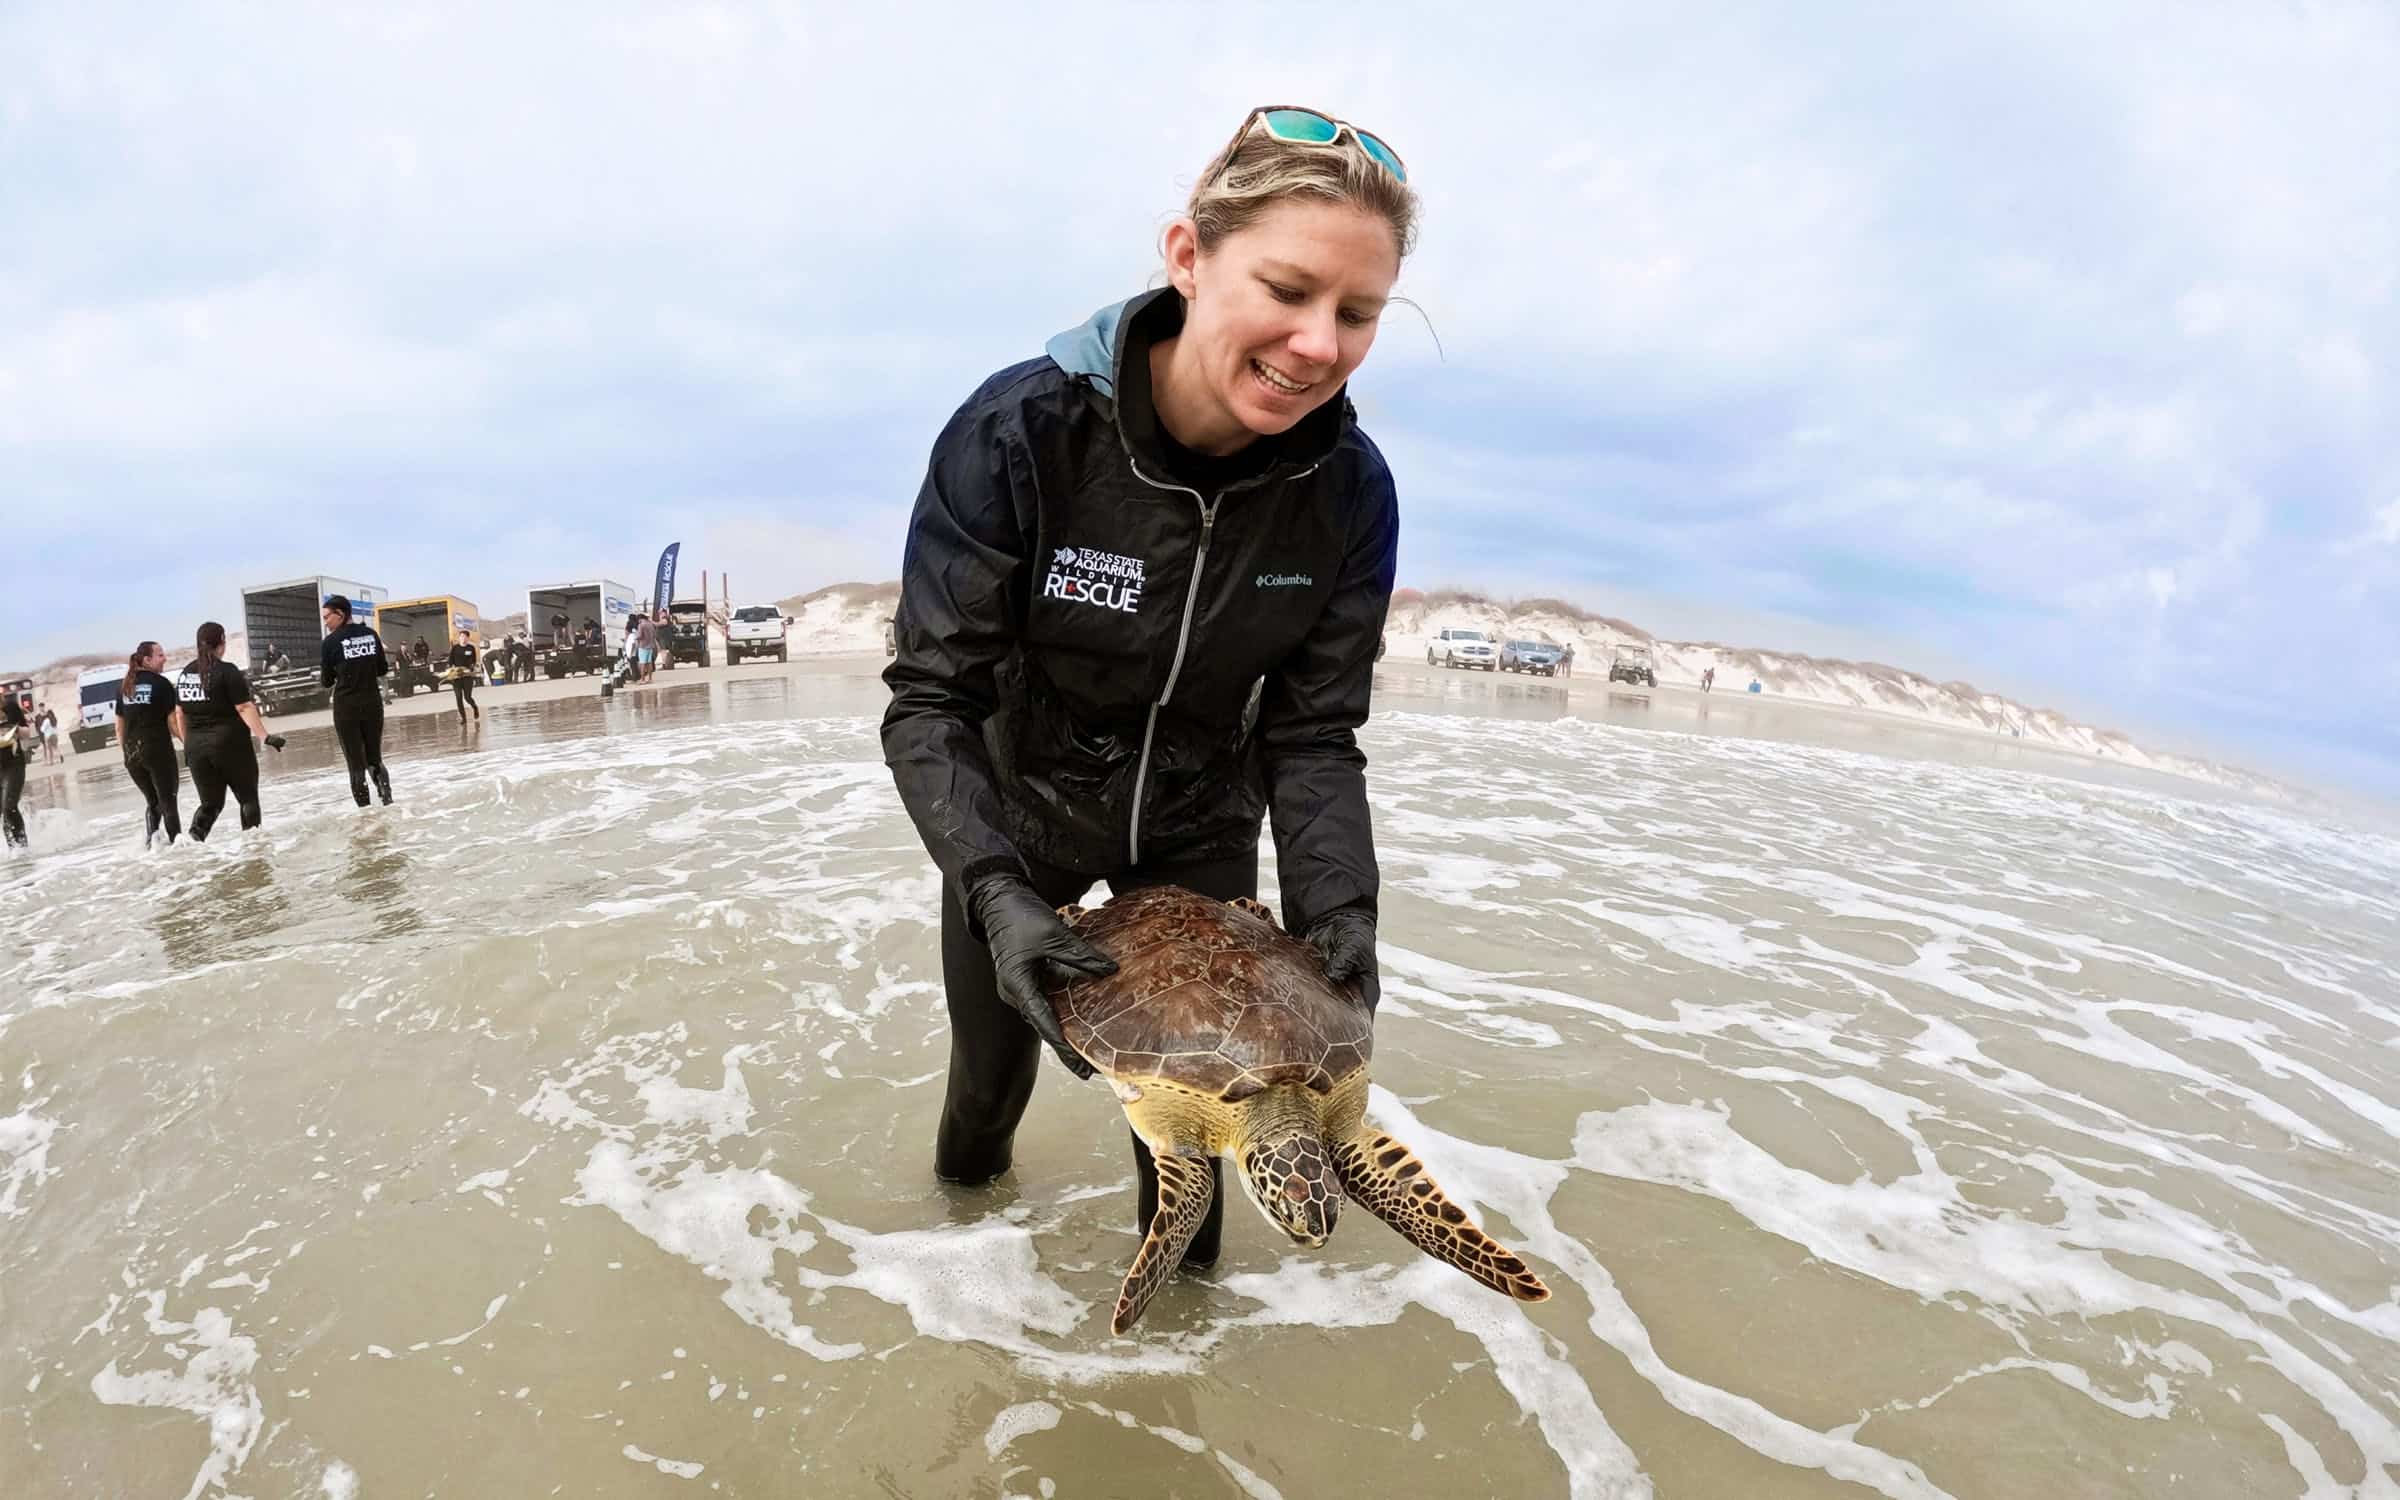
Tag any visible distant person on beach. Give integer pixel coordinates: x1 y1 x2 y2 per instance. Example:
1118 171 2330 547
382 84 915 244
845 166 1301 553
1559 642 1574 678
551 610 570 648
319 594 393 808
446 628 481 722
1702 666 1715 693
0 696 33 847
635 612 659 683
179 621 279 840
115 640 184 846
37 707 59 764
884 104 1410 1266
265 643 291 674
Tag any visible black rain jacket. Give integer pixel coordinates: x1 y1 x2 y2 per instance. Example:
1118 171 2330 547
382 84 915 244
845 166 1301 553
881 288 1398 936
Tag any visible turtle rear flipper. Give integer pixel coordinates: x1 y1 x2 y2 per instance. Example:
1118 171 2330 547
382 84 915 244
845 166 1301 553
1333 1129 1550 1303
1113 1151 1215 1334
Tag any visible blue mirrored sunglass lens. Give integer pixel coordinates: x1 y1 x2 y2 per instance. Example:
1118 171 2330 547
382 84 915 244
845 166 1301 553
1260 109 1339 144
1355 132 1407 182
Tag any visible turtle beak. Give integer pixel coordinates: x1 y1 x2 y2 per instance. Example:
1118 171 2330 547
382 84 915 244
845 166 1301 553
1275 1163 1340 1246
1288 1194 1338 1246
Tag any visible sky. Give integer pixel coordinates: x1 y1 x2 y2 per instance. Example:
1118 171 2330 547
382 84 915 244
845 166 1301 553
4 2 2396 794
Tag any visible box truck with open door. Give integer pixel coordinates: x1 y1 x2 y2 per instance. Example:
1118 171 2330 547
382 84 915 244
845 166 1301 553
377 596 480 697
241 575 386 715
527 580 634 677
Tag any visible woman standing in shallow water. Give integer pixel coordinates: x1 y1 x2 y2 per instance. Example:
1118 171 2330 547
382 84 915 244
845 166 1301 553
0 695 33 848
883 107 1413 1267
179 621 274 841
115 640 185 846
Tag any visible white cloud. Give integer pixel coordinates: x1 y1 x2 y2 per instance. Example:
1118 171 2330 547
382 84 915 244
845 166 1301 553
0 0 2395 784
2368 499 2400 548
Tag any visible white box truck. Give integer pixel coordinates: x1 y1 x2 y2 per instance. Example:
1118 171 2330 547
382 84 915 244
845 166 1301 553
241 575 388 715
528 579 635 677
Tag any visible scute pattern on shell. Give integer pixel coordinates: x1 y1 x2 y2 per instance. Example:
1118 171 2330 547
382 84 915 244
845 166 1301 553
1046 886 1373 1099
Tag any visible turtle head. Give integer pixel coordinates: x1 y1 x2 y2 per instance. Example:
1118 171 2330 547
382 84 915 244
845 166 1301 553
1238 1131 1341 1247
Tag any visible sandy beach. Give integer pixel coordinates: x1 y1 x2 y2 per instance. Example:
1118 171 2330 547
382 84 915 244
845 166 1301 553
5 656 2394 1497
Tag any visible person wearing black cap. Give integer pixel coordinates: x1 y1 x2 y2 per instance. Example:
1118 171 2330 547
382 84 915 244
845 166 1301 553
179 620 282 840
319 594 393 807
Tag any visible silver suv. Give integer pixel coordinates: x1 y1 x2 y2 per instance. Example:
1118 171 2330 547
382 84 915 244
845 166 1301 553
1428 628 1498 671
1500 639 1563 676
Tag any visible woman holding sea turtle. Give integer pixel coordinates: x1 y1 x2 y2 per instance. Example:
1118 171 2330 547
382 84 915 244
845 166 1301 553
884 106 1412 1271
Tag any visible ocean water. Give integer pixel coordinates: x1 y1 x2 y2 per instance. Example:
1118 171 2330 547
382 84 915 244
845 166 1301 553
2 676 2395 1498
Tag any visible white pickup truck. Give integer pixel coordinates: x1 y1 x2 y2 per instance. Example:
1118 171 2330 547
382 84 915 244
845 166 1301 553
725 604 790 663
1428 627 1499 671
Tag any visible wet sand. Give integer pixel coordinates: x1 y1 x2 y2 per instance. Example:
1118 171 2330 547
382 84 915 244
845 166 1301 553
3 661 2394 1498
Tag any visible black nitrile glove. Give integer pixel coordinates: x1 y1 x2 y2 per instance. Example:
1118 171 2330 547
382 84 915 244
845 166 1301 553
970 874 1115 1079
1306 908 1381 1012
263 734 287 752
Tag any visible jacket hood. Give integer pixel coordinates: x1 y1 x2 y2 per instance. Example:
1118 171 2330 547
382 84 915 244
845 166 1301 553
1042 296 1139 397
1044 288 1354 476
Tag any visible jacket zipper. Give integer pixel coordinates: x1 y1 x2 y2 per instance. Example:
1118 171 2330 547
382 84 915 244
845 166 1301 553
1119 458 1322 864
1125 458 1212 866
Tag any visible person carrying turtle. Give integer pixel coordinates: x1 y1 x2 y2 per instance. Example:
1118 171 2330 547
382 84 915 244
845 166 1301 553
884 105 1410 1269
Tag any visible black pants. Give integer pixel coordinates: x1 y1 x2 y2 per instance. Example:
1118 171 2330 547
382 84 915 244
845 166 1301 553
451 677 478 718
332 698 385 806
123 737 182 844
937 845 1254 1266
0 751 25 848
187 731 260 841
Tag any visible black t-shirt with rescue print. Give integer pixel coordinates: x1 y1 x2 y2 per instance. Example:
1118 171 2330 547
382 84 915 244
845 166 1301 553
115 670 179 750
176 659 253 734
321 621 390 703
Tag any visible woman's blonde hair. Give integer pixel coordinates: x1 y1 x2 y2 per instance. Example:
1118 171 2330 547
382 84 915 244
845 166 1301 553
1186 116 1419 260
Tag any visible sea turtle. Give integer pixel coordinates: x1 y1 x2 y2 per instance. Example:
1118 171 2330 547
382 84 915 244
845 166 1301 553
1045 884 1552 1334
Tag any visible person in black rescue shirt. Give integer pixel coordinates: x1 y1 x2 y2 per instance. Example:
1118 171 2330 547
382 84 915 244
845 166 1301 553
883 106 1409 1267
114 639 185 847
445 627 481 722
319 594 393 807
179 620 280 840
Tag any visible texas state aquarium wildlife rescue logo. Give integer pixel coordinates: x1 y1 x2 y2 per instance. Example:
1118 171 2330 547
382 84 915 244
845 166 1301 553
1045 545 1145 613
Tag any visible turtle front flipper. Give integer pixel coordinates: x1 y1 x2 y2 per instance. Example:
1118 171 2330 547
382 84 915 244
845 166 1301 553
1113 1151 1215 1334
1332 1128 1550 1303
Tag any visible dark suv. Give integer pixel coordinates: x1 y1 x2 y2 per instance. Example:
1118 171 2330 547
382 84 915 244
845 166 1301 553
661 602 711 668
1500 639 1563 676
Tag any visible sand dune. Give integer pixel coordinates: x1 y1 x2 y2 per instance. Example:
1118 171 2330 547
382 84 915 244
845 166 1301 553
7 582 2271 796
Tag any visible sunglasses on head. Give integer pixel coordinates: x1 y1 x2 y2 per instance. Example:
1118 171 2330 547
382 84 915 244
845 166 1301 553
1213 105 1407 185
